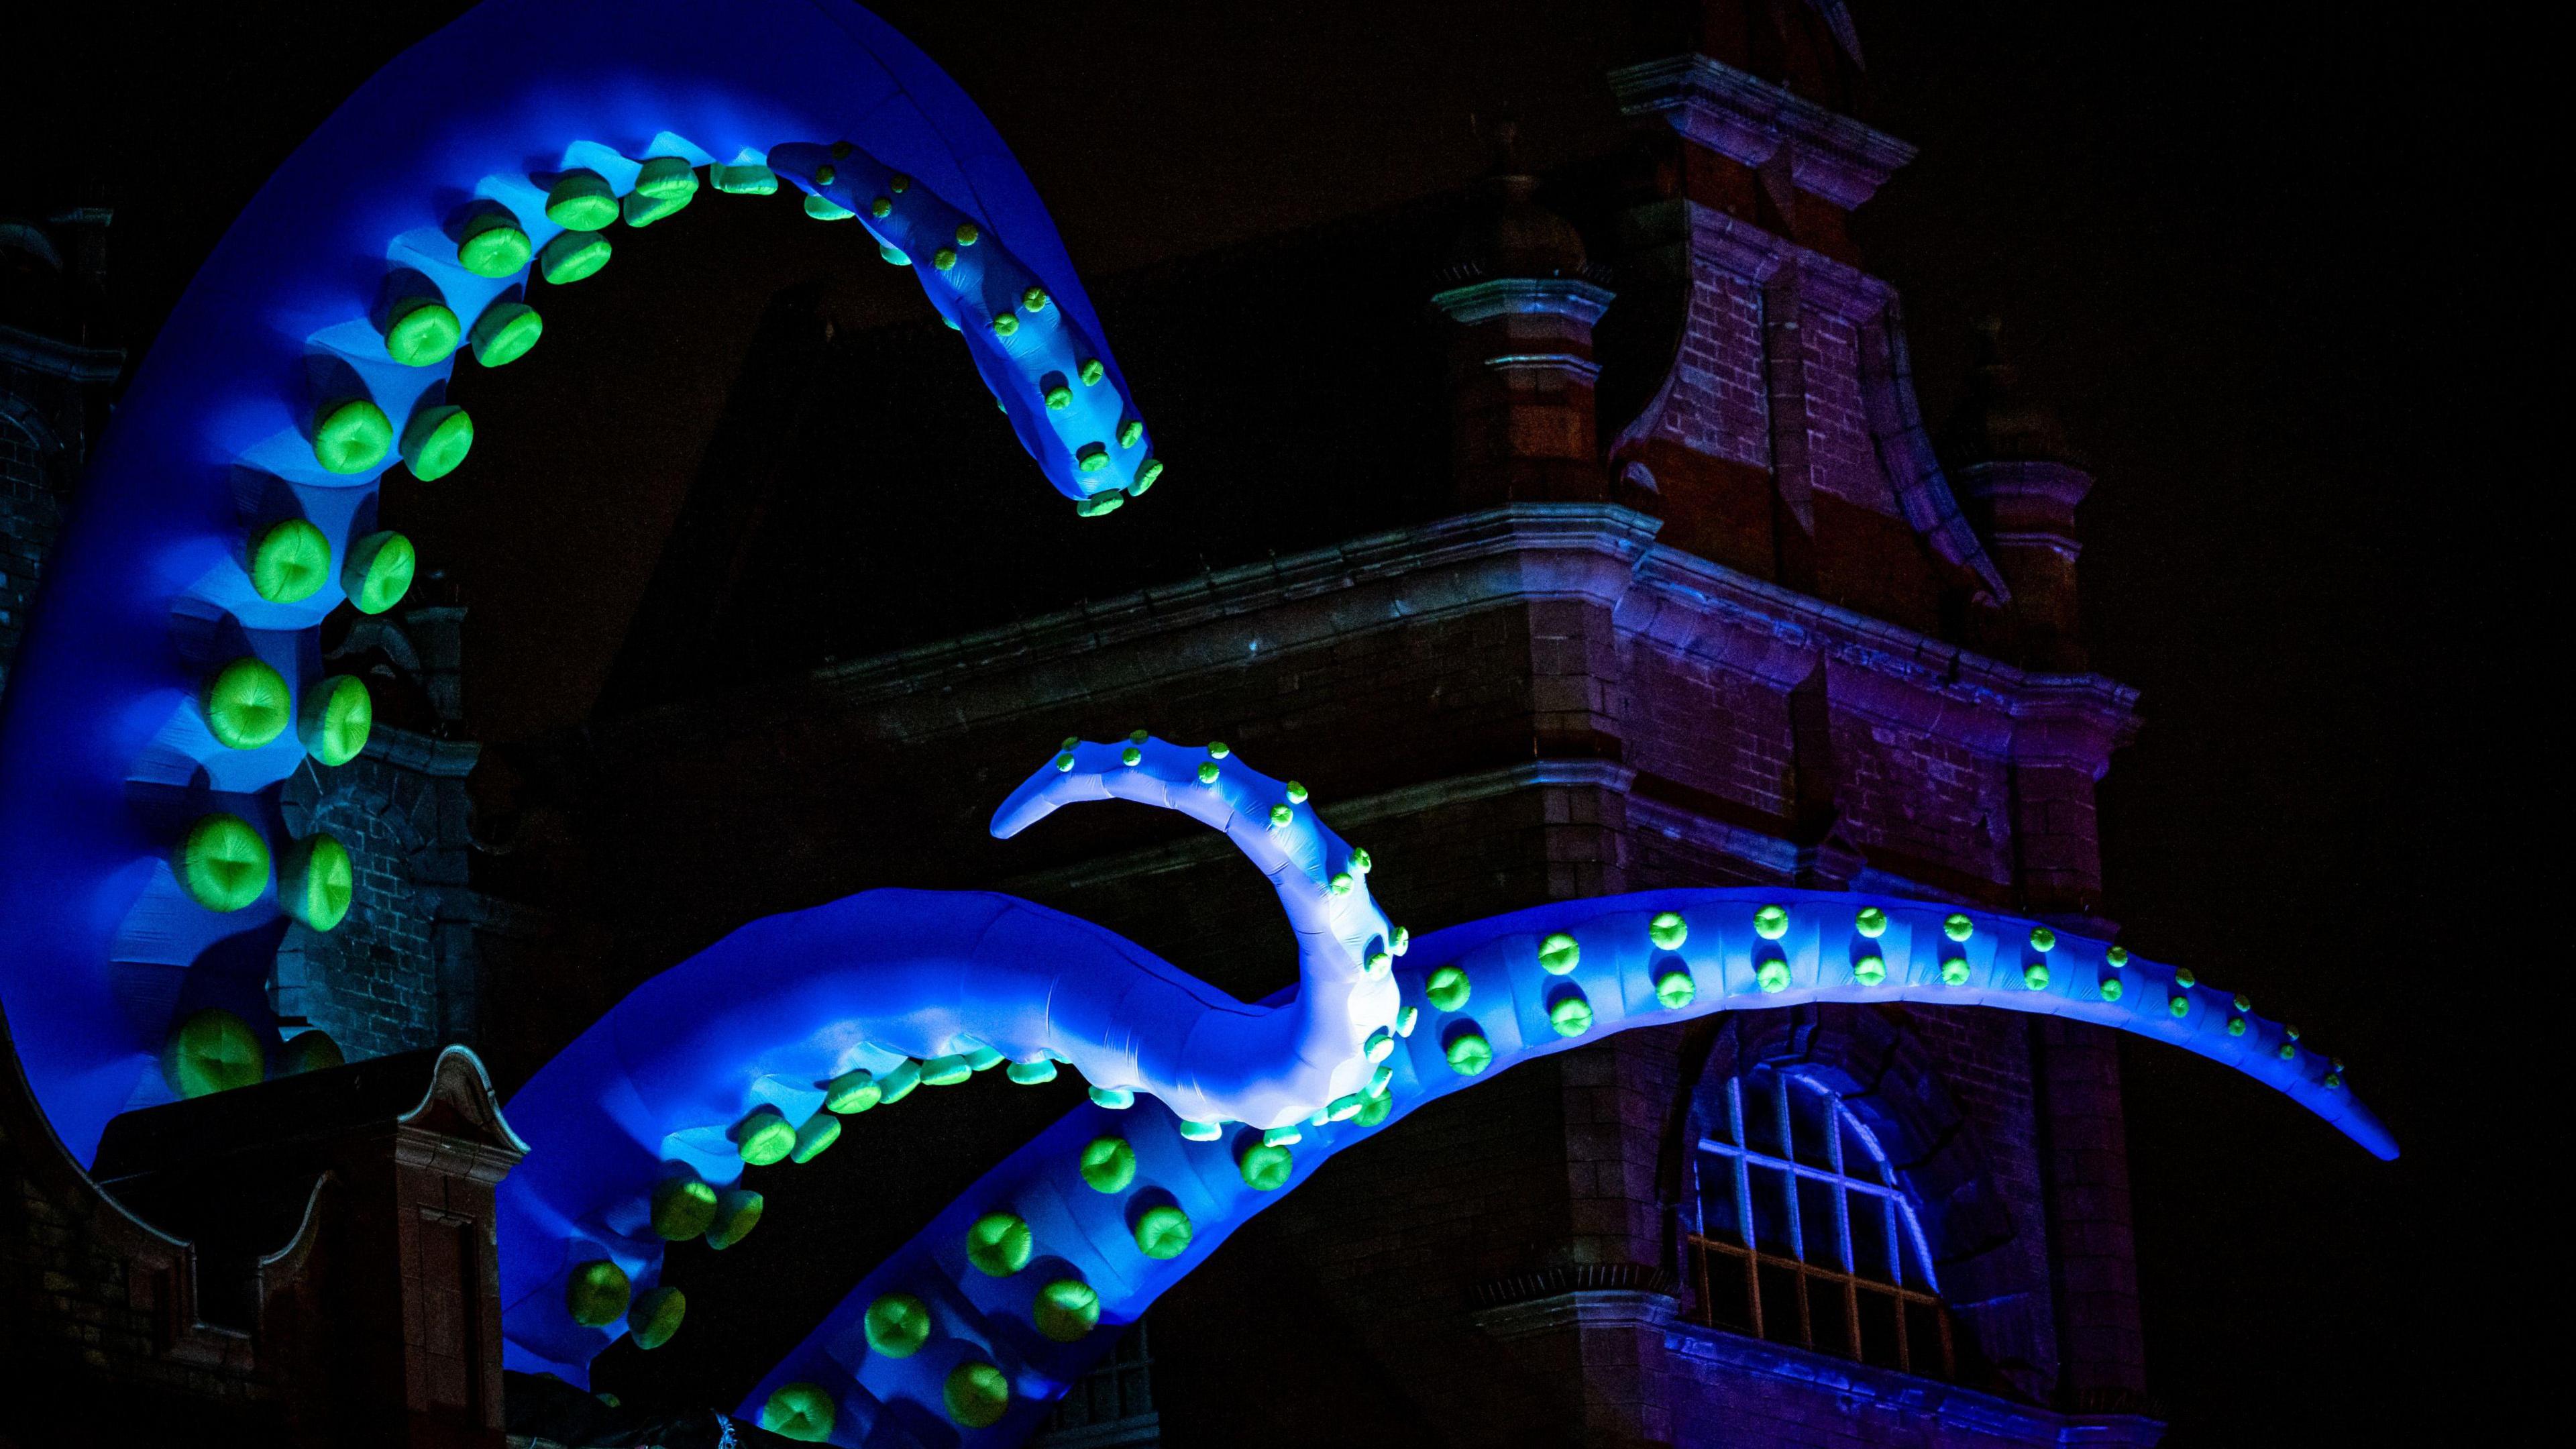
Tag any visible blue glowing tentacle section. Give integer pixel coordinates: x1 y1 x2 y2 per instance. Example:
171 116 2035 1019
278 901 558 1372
498 741 1397 1382
768 145 1158 513
736 885 2392 1444
0 0 1152 1167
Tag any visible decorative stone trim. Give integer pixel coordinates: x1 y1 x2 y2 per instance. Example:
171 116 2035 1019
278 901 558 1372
0 322 125 384
362 722 481 779
1609 54 1918 208
1431 278 1617 327
1666 1323 2168 1446
1475 1287 1679 1342
610 504 2135 777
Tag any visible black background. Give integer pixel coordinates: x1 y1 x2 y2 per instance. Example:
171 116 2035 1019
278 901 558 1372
2 3 2544 1442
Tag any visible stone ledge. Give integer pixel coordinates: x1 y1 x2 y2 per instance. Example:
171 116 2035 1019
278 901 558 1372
1474 1287 1679 1342
604 504 2135 773
0 322 125 384
1609 54 1917 208
1666 1322 2166 1448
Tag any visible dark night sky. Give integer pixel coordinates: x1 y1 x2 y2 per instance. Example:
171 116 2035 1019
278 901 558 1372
2 3 2544 1443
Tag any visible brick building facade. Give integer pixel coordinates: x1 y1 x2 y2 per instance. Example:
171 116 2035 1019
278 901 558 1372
7 3 2184 1445
539 7 2161 1444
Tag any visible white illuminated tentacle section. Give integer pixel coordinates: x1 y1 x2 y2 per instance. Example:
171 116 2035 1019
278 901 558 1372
733 869 2395 1445
987 735 1403 1125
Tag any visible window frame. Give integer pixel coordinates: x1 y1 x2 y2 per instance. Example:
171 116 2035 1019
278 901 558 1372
1684 1069 1955 1379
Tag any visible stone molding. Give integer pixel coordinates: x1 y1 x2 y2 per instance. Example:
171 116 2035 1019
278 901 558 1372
1473 1287 1680 1342
1430 277 1617 327
1666 1323 2167 1447
362 722 480 779
0 321 125 384
1609 54 1918 208
609 504 2135 777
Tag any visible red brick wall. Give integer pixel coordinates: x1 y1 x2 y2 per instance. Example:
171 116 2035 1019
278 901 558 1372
1653 262 1772 472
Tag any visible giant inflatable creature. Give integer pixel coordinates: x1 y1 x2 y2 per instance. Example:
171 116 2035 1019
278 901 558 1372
0 1 2394 1443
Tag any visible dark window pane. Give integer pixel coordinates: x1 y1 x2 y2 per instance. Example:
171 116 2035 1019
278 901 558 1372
1122 1368 1153 1415
1756 1259 1806 1346
1797 1177 1846 1271
1698 1152 1746 1246
1709 1087 1741 1146
1850 1195 1894 1283
1810 1277 1856 1360
1748 1165 1793 1255
1904 1299 1950 1377
1790 1083 1836 1165
1744 1073 1789 1159
1698 1244 1755 1331
1856 1286 1903 1368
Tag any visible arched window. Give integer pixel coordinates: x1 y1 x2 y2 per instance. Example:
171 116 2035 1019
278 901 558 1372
1687 1065 1955 1379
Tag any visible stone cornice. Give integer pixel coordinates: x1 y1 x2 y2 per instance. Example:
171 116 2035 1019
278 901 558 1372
0 321 125 383
1623 534 2137 760
1609 54 1917 208
362 724 480 779
1430 277 1617 327
1474 1288 1679 1342
1684 199 1893 321
606 506 2134 774
1668 1324 2167 1446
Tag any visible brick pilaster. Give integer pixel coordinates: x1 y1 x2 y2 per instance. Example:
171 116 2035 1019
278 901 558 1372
2033 1019 2151 1409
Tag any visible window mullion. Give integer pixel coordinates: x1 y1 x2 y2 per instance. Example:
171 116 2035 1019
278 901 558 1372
1777 1077 1803 1263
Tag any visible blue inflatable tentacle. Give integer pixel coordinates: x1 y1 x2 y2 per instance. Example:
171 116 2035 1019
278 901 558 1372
0 0 1159 1169
731 853 2392 1443
767 145 1157 513
496 738 1405 1383
0 4 2395 1443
